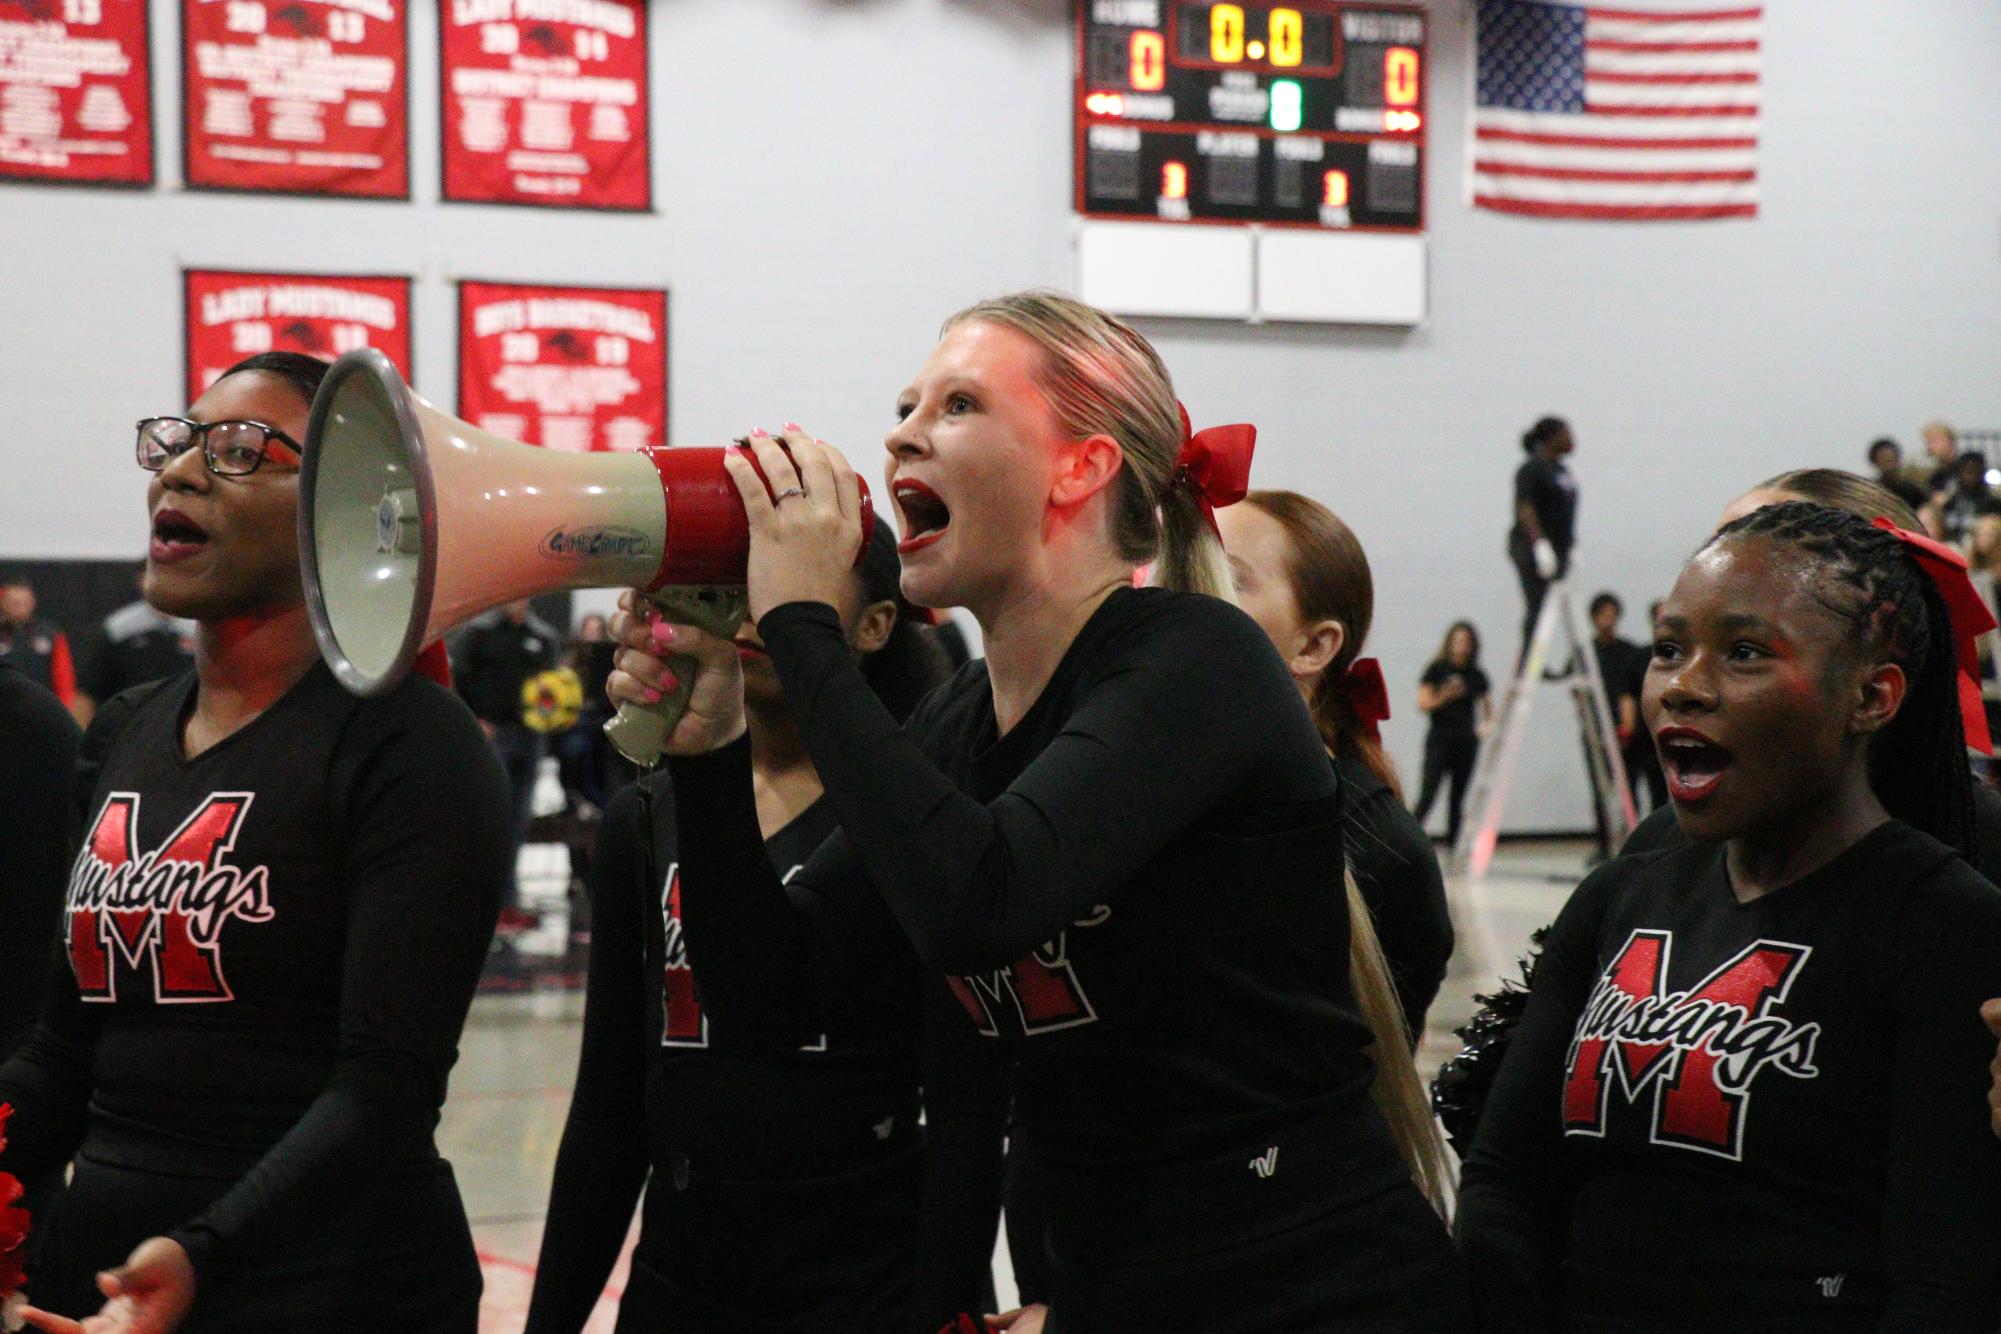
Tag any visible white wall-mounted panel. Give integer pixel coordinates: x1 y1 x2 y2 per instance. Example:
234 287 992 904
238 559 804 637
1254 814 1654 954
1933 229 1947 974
1076 222 1255 321
1256 231 1428 325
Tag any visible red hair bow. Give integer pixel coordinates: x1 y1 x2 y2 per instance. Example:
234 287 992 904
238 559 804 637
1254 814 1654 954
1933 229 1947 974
414 641 454 690
1873 518 1997 755
1338 657 1392 743
0 1104 29 1302
1174 402 1255 539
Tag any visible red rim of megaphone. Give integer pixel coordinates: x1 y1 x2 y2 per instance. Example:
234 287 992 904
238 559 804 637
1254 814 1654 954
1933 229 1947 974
641 445 876 590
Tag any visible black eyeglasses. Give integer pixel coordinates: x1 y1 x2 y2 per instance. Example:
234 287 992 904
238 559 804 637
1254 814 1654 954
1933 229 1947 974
135 417 304 477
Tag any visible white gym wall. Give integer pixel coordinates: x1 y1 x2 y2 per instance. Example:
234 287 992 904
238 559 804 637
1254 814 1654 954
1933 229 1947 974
3 0 1997 829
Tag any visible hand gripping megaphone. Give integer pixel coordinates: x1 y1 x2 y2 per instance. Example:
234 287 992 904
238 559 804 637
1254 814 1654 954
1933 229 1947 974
298 348 873 765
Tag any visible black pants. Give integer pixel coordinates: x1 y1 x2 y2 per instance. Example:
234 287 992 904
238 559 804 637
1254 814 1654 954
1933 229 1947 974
1508 533 1568 667
1043 1180 1466 1333
31 1154 480 1332
1413 732 1478 846
1625 741 1667 816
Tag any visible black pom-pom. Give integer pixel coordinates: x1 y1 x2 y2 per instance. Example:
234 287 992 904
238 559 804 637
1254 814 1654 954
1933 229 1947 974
1431 927 1549 1159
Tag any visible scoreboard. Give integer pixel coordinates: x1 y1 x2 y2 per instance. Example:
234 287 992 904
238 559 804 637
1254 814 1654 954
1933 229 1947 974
1076 1 1427 231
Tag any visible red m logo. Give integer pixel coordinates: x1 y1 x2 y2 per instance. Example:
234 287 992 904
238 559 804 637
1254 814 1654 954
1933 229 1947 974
948 930 1099 1038
1562 929 1820 1160
67 793 272 1004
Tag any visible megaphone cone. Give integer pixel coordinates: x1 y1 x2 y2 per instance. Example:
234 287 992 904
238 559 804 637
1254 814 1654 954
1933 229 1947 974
299 348 873 764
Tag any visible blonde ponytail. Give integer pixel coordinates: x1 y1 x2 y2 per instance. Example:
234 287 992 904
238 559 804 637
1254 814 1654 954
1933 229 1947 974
1156 483 1237 600
1346 865 1454 1214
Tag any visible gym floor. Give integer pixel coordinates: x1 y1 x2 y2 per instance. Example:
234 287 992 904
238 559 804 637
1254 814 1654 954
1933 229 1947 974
448 839 1593 1332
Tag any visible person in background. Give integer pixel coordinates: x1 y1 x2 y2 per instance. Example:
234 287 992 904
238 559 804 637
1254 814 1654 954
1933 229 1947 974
1506 416 1578 664
525 523 1003 1334
1869 438 1928 514
1921 420 1961 496
1459 501 2001 1331
1588 592 1660 819
0 577 78 716
451 599 561 929
1412 621 1491 849
76 575 196 729
553 613 618 816
4 351 509 1333
1217 490 1454 1041
1922 451 2001 549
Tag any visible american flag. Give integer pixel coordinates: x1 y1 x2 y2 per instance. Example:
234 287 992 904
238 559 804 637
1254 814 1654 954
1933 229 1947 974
1472 0 1762 221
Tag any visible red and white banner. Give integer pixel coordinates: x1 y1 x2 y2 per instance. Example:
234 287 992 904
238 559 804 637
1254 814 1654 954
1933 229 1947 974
0 0 152 185
440 0 648 209
184 268 412 401
181 0 407 197
457 280 666 452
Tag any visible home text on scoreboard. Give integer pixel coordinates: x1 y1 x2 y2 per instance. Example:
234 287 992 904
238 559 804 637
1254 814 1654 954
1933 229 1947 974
1076 1 1425 230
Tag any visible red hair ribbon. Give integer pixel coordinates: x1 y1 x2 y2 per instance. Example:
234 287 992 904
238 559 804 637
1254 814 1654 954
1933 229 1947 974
1174 402 1255 539
414 641 454 690
1337 657 1392 743
1873 518 1997 755
0 1103 28 1302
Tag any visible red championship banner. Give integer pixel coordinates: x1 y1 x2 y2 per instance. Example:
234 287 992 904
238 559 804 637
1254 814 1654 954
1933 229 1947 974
184 268 412 401
439 0 648 209
0 0 152 185
181 0 407 197
457 280 666 451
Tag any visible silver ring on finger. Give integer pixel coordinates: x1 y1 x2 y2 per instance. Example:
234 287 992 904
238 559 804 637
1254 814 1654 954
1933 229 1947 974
775 486 807 502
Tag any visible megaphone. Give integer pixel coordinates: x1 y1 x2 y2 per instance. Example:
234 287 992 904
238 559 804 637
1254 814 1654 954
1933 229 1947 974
299 348 874 765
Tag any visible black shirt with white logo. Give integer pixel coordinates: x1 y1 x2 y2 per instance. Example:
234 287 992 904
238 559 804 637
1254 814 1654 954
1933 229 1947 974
525 776 1005 1334
0 664 510 1308
1458 822 2001 1331
668 589 1428 1307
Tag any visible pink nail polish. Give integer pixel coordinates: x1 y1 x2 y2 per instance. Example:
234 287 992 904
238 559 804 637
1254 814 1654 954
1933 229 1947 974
783 421 802 433
659 672 680 693
652 621 676 648
750 427 770 438
641 686 662 704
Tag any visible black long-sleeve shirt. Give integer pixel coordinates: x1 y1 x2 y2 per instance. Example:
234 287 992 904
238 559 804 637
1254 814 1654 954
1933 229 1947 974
0 665 79 1060
669 589 1413 1284
0 664 510 1298
1457 821 2001 1332
524 774 1004 1334
1336 755 1454 1043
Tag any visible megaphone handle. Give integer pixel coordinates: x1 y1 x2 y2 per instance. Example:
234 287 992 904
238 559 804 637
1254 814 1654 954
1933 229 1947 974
603 586 751 768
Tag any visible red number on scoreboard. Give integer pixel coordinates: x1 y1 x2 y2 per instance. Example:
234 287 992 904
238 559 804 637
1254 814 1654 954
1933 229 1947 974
1385 47 1421 107
1162 161 1189 199
1323 169 1349 208
1130 29 1166 91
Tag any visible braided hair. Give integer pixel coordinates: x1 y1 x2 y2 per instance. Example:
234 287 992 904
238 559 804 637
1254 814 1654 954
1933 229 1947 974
1709 500 1974 854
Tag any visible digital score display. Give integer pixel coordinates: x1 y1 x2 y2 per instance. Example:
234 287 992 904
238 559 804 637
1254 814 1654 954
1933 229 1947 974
1077 1 1425 230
